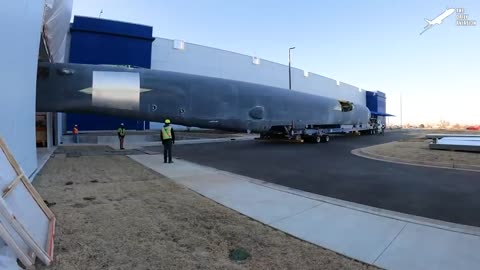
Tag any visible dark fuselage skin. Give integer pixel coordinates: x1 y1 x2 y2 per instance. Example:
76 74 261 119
36 62 370 132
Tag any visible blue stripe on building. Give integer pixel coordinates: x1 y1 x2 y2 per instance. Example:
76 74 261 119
67 16 154 131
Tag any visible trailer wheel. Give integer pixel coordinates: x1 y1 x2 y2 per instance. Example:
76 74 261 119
314 135 322 144
321 135 330 143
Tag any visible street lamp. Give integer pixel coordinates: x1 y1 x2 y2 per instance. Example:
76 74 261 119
288 47 295 90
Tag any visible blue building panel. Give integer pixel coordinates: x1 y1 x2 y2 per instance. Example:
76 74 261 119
67 114 144 132
66 16 154 131
366 91 378 113
366 91 388 117
71 16 153 39
69 31 152 67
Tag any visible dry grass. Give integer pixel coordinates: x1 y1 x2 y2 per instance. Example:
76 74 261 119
33 151 377 270
361 140 480 168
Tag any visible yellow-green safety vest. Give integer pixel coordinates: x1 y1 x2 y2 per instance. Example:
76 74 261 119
118 128 126 136
162 126 172 140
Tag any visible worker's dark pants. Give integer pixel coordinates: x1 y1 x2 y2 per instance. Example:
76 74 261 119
119 136 125 149
163 140 173 163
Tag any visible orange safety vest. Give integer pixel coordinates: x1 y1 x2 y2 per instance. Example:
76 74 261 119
73 127 79 134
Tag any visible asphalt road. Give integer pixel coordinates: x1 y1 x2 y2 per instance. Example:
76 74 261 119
148 131 480 227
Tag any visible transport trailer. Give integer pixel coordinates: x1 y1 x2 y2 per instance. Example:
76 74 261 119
258 125 330 143
257 123 376 144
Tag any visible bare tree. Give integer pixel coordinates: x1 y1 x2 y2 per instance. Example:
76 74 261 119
439 120 450 129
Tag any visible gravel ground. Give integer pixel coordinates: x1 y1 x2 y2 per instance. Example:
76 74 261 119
33 147 377 270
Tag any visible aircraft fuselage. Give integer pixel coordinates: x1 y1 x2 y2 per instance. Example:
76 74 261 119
36 62 370 132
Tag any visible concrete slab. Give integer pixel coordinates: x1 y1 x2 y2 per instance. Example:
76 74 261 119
129 155 214 178
376 223 480 270
271 203 406 263
175 173 322 224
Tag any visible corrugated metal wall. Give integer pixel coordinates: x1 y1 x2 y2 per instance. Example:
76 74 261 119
151 38 368 106
66 16 154 131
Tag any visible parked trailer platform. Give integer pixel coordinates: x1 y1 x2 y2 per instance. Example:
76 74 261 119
425 134 480 139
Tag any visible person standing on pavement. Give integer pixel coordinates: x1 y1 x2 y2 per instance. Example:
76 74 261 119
72 124 79 143
117 123 126 150
160 119 175 163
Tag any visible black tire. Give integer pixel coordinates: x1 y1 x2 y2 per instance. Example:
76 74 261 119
314 135 321 144
321 135 330 143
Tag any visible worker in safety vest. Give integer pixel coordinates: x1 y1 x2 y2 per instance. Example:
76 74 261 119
117 123 126 150
160 119 175 163
73 124 79 143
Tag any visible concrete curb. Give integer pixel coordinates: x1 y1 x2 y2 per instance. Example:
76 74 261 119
351 148 480 173
170 157 480 237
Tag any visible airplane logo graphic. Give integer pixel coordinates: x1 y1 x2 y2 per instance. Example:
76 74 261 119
420 8 456 35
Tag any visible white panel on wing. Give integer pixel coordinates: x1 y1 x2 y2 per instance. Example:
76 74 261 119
92 71 140 111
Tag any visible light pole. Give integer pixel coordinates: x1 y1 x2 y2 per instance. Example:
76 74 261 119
288 47 295 90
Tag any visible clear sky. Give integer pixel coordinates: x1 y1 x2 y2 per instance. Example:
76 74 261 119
72 0 479 125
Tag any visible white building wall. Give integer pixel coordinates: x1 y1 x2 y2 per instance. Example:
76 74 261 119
151 38 367 106
0 0 44 177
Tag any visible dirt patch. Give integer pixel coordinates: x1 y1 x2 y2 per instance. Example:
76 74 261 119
33 153 377 270
359 140 480 168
